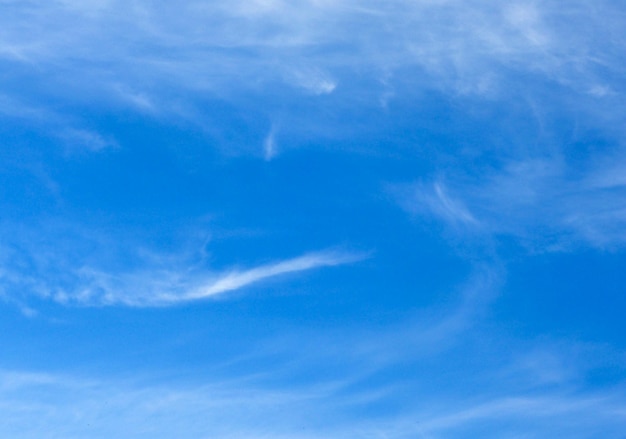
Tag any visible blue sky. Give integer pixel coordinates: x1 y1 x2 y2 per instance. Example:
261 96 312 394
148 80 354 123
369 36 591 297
1 0 626 437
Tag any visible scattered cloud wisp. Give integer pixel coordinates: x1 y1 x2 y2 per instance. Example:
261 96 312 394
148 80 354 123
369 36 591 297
167 250 366 304
34 250 367 308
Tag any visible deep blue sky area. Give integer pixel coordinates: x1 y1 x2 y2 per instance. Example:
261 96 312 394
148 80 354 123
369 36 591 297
1 1 626 438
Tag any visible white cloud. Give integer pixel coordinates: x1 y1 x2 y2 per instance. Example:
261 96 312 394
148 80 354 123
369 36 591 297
57 128 117 152
165 250 365 304
398 154 626 250
287 67 337 95
1 0 623 110
0 94 55 122
1 261 623 438
22 250 365 307
588 84 613 98
2 345 625 439
0 94 116 155
395 180 479 229
263 126 277 160
1 0 624 171
413 394 626 437
0 214 365 308
430 182 478 226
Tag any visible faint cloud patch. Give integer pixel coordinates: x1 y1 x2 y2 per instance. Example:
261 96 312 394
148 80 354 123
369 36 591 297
286 67 337 95
263 125 278 160
57 128 117 153
397 156 626 250
588 85 613 98
113 85 157 113
504 3 550 48
394 180 479 229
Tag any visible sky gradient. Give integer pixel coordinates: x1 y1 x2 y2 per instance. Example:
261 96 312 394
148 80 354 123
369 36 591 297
1 1 626 437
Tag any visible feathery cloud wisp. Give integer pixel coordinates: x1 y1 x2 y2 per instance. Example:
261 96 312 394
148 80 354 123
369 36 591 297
394 180 479 229
167 251 365 303
31 250 366 307
397 154 626 250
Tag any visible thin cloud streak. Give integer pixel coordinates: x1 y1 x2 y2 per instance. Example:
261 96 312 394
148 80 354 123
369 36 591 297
428 182 479 227
392 180 479 231
167 251 367 304
0 218 366 308
42 250 367 307
413 394 626 438
2 354 626 439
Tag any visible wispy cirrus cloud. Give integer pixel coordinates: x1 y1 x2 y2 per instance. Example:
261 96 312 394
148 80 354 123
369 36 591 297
411 393 626 438
177 251 361 303
0 94 116 156
395 181 479 229
1 254 622 438
1 1 624 119
56 128 117 152
1 0 624 168
2 333 625 439
1 242 365 308
400 155 626 250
